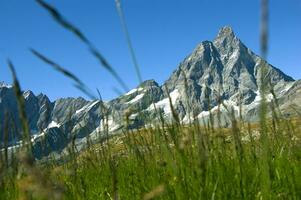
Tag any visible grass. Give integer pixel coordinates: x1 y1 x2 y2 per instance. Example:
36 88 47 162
1 105 301 199
2 0 301 199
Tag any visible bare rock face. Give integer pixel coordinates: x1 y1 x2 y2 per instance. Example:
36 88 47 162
0 26 299 159
161 26 294 123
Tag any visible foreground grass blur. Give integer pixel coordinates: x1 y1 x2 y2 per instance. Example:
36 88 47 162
1 111 301 199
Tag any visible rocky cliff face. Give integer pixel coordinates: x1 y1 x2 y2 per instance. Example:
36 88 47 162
0 26 299 159
160 26 294 123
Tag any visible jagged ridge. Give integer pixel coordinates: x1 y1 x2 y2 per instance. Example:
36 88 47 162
0 26 300 159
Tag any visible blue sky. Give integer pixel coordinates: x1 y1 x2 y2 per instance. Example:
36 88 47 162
0 0 300 101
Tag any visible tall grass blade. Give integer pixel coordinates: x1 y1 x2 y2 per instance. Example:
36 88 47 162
35 0 129 92
260 0 269 59
7 59 32 152
259 0 271 198
115 0 143 84
30 48 97 100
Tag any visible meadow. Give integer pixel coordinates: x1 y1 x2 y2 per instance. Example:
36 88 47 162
1 98 301 199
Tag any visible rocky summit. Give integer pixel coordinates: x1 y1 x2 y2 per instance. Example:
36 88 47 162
1 26 300 159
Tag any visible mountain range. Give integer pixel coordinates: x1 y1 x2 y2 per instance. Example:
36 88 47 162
1 26 300 159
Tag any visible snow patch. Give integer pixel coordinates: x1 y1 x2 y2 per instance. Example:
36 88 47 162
229 50 239 60
74 118 122 150
30 121 60 143
279 82 294 95
197 99 240 119
182 114 193 123
75 100 99 114
125 87 143 96
48 121 60 129
186 56 192 62
0 82 12 88
126 93 145 104
40 104 46 110
243 89 280 112
3 144 22 151
248 90 273 109
129 113 139 120
147 89 180 114
95 117 121 132
31 132 47 142
23 91 31 99
198 110 211 118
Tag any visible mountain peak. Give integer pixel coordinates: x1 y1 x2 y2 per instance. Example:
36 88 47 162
138 79 159 88
0 81 12 89
216 26 235 39
213 26 241 56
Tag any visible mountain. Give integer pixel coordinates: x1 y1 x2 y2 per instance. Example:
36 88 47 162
1 26 300 159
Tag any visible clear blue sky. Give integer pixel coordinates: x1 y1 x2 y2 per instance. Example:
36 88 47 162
0 0 300 101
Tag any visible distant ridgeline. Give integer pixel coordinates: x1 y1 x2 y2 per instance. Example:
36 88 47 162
1 26 300 159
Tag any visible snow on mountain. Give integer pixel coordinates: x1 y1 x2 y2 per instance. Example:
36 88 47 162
1 26 300 159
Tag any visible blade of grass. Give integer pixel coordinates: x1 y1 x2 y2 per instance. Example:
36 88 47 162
260 0 269 59
7 59 32 153
115 0 143 84
30 48 97 100
259 0 271 198
35 0 129 92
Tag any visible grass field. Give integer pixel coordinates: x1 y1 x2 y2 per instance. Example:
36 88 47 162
1 106 301 199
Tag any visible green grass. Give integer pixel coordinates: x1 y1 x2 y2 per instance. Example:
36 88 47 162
1 114 301 199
